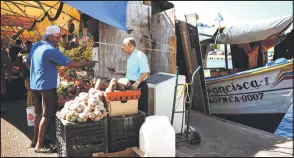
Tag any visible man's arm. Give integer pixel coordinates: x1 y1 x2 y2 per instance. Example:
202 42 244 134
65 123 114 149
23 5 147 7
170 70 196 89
137 52 150 82
131 52 150 89
136 72 149 83
131 72 149 90
108 67 126 76
66 60 95 68
47 49 95 68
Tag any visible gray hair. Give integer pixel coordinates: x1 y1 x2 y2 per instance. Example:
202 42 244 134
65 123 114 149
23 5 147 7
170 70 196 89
123 37 136 47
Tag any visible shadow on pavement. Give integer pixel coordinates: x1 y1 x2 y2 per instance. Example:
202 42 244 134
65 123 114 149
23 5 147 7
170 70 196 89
1 99 34 141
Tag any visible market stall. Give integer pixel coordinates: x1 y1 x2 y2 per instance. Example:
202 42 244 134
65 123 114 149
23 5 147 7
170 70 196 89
55 76 145 156
2 1 148 156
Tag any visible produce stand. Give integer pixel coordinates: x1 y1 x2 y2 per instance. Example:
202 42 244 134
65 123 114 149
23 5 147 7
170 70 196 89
56 76 146 157
57 66 95 107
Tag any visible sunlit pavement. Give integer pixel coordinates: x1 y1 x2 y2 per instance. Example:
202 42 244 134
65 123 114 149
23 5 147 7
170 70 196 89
1 100 57 157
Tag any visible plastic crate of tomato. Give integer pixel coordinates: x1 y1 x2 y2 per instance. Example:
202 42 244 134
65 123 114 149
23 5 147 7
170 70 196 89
104 90 141 102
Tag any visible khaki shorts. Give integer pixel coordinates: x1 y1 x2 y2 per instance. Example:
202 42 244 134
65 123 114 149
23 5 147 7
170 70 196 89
31 88 58 118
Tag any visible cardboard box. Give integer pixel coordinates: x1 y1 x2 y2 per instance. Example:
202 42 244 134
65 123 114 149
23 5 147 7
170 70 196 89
106 100 138 116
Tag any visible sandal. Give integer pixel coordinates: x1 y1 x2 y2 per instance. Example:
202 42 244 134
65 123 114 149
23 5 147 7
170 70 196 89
31 142 36 148
34 147 53 153
30 138 50 148
48 144 57 153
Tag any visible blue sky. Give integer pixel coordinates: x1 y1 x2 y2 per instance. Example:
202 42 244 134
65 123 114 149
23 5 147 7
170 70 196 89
171 1 293 25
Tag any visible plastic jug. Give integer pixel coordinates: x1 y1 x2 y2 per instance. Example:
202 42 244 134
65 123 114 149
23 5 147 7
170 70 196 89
139 116 175 157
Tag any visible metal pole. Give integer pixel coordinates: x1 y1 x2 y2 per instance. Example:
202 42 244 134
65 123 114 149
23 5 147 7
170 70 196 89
225 44 228 69
187 66 201 138
171 66 179 126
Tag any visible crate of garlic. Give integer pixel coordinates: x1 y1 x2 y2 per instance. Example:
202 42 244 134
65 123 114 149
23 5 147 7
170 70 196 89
56 88 109 149
58 88 108 123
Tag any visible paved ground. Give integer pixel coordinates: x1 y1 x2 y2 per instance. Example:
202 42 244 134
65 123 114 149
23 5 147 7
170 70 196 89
176 111 293 157
1 100 57 157
2 100 293 157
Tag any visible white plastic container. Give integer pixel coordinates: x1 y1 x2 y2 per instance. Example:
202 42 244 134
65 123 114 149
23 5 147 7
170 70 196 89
26 106 36 126
139 116 175 157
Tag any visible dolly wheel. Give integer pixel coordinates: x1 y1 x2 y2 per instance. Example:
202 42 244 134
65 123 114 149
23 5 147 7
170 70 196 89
189 131 201 145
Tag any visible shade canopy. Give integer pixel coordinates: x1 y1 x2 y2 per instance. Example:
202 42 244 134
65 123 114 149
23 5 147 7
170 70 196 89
63 1 128 32
1 1 80 42
1 1 129 43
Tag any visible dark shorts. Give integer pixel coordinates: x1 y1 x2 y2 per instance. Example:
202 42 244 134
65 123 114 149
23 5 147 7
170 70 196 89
31 88 58 118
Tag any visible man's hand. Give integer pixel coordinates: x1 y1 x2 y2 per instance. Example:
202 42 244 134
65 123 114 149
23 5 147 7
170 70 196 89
131 82 139 90
87 61 97 67
107 67 126 76
80 60 96 67
107 67 117 75
111 71 120 75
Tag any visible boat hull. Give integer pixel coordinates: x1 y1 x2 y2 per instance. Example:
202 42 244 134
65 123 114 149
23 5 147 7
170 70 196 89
212 113 285 133
206 61 293 133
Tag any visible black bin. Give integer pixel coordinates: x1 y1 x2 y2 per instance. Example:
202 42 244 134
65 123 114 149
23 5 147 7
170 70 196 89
56 135 107 157
108 111 146 152
55 115 108 154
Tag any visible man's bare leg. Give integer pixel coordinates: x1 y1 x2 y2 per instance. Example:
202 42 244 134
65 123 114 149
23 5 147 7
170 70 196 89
32 113 42 145
34 116 49 150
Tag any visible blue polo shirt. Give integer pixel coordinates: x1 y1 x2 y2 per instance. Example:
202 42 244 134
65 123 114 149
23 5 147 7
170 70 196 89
26 41 71 90
126 49 150 81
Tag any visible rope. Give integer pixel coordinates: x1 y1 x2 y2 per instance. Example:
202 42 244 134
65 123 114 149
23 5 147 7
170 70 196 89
133 34 176 51
93 41 172 53
175 83 191 110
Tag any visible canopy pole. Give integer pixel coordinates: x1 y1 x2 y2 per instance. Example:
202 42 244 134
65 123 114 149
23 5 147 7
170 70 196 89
36 1 54 25
37 1 79 21
224 44 228 69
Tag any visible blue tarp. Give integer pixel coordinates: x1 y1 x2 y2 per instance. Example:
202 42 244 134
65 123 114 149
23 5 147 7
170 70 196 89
64 1 128 32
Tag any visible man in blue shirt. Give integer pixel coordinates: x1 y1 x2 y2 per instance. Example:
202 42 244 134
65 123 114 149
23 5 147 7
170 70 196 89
26 25 95 153
110 37 150 115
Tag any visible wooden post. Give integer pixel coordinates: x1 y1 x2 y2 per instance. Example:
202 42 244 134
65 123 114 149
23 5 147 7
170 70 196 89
178 21 196 74
184 13 210 115
169 36 177 74
225 44 228 69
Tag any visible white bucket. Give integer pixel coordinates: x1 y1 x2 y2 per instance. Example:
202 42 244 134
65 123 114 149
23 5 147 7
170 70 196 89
26 106 36 126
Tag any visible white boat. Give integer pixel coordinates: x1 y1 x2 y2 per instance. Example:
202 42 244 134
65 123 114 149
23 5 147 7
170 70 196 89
198 15 293 133
206 60 293 133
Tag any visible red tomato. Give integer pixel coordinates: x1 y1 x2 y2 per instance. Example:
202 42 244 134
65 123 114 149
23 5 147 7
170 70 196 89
75 80 82 87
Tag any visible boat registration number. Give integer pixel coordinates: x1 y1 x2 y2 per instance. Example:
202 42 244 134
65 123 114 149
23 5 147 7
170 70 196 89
209 93 264 104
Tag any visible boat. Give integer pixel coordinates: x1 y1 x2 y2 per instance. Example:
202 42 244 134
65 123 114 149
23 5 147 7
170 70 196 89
198 15 293 133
